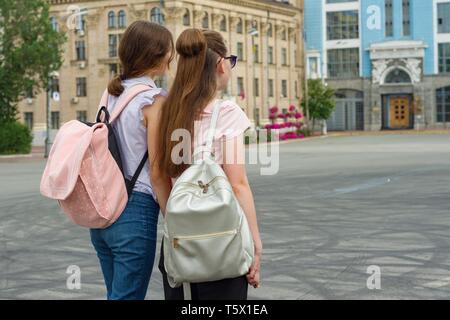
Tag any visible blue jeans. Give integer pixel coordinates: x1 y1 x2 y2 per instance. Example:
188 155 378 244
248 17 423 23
90 191 159 300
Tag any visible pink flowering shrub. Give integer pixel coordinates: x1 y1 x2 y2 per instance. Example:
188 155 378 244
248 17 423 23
264 105 305 141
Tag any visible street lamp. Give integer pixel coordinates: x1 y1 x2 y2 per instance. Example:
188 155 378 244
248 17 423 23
249 26 259 128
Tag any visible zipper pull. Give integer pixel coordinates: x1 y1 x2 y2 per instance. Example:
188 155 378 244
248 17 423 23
198 180 209 194
173 238 180 249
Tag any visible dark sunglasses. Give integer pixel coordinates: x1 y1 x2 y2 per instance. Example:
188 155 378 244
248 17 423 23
218 55 238 69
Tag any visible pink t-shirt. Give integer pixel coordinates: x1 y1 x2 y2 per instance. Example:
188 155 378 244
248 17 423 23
171 99 252 185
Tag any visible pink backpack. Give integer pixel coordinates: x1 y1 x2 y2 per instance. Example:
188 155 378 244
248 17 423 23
40 84 152 228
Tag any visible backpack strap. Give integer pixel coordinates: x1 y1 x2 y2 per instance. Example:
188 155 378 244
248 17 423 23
125 152 149 196
110 84 153 122
192 100 222 163
97 84 153 123
99 89 109 109
205 100 223 150
183 283 192 300
97 84 153 195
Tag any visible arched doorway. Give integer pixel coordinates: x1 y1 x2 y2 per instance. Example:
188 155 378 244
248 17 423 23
327 89 364 131
381 68 414 129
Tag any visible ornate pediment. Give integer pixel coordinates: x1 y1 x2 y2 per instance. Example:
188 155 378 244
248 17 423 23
369 41 426 85
372 58 422 85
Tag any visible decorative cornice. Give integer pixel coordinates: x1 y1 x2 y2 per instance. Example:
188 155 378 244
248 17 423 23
49 0 301 16
128 4 148 20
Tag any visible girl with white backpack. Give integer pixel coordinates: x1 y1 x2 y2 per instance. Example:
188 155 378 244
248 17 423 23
146 29 263 300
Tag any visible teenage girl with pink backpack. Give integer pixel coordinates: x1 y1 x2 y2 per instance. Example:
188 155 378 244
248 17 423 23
89 21 173 300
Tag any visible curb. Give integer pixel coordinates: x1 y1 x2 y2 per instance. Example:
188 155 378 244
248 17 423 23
245 129 450 147
246 134 329 147
0 154 33 159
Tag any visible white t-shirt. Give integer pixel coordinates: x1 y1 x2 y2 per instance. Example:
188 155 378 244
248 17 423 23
107 76 166 199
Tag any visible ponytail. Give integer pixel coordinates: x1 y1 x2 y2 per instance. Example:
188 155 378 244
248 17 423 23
157 29 228 178
107 74 125 97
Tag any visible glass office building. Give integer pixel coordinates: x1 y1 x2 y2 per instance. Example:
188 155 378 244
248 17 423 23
305 0 450 131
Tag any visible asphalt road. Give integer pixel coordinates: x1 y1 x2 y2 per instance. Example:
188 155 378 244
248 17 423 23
1 133 450 299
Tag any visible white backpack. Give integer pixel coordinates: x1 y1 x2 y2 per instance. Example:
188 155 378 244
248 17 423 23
163 100 254 297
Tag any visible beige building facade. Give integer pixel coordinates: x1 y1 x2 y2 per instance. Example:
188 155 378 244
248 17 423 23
19 0 304 146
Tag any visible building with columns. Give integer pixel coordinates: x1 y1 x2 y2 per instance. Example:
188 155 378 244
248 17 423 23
305 0 450 131
20 0 304 146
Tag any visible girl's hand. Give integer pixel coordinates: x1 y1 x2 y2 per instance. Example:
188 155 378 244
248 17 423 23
247 244 262 288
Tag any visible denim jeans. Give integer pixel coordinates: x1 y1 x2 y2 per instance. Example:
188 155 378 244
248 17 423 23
90 191 159 300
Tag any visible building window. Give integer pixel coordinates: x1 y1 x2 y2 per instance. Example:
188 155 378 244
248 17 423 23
309 57 319 78
76 111 87 122
384 69 411 84
75 40 86 61
236 18 243 34
50 16 59 32
439 43 450 73
108 11 116 29
220 16 227 32
251 20 259 37
155 77 168 89
202 12 209 29
237 42 244 61
50 78 60 94
281 80 287 98
295 81 299 98
253 44 259 63
51 112 60 130
326 0 357 2
281 29 287 41
436 87 450 122
402 0 410 36
253 78 259 97
237 77 244 96
438 3 450 34
385 0 393 37
26 86 34 99
76 78 87 97
268 46 273 64
267 23 273 37
24 112 33 130
327 48 359 79
281 48 287 66
183 10 190 26
109 63 119 79
150 7 165 25
109 34 118 58
268 79 274 97
118 10 127 29
326 11 359 40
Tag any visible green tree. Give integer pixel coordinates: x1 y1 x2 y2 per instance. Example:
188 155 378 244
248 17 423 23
301 79 336 131
0 0 66 124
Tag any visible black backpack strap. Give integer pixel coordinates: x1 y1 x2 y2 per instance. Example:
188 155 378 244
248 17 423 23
125 152 149 196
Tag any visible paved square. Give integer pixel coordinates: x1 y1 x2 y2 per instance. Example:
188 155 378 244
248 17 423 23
1 133 450 299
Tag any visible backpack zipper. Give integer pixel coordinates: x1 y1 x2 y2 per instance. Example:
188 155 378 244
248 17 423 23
177 176 228 193
173 229 238 249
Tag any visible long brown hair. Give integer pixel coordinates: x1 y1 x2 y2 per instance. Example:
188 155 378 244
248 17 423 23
108 21 174 96
157 29 227 178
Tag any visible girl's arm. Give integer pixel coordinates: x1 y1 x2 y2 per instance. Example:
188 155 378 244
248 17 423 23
142 96 171 216
222 134 262 288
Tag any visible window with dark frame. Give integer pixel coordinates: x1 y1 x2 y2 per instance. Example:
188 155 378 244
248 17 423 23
76 78 87 97
436 87 450 122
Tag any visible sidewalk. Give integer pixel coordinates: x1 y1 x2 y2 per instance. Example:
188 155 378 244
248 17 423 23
0 146 45 163
327 129 450 137
247 128 450 147
1 129 449 161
